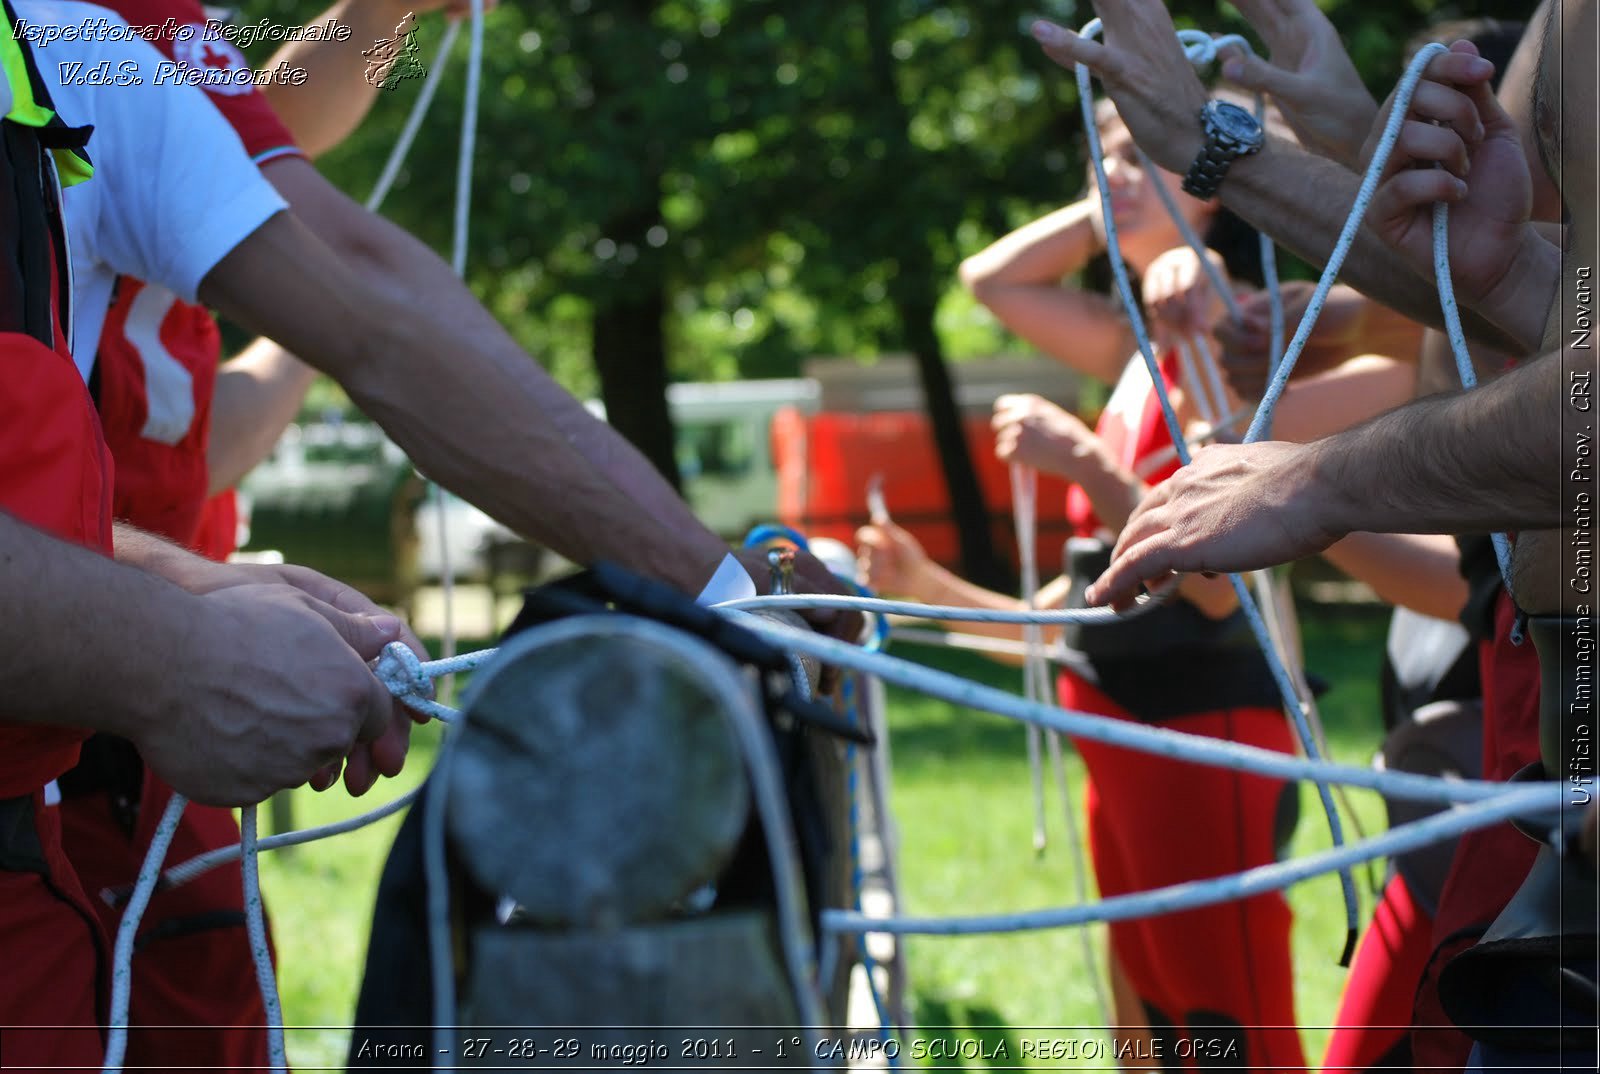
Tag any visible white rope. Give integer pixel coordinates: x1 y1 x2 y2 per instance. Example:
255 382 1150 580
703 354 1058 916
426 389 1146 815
722 608 1536 807
1008 461 1110 1022
889 625 1049 659
823 780 1566 936
364 20 462 212
102 792 187 1074
1074 17 1360 947
717 589 1174 624
160 788 420 890
1011 463 1049 854
241 807 286 1071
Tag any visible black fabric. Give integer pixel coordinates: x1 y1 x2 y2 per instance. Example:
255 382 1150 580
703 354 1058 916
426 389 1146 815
350 563 857 1060
1379 609 1481 733
0 793 47 874
1455 534 1504 643
1056 540 1283 719
132 909 248 953
56 734 144 839
347 785 436 1065
1184 1012 1248 1070
1438 847 1600 1053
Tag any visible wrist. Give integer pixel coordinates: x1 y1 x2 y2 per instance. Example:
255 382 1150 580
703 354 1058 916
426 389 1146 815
1144 87 1211 176
1300 438 1361 542
1476 225 1562 354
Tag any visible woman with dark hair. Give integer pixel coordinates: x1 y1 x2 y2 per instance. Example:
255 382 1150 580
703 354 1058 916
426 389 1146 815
859 99 1304 1070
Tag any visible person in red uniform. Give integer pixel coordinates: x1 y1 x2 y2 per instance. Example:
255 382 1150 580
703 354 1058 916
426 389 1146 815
51 1 473 1065
859 98 1305 1071
1035 0 1591 1068
0 5 410 1064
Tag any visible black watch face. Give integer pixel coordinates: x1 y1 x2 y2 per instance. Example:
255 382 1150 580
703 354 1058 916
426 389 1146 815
1211 101 1261 140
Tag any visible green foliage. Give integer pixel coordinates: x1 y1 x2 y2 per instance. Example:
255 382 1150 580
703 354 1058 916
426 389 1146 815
243 0 1531 393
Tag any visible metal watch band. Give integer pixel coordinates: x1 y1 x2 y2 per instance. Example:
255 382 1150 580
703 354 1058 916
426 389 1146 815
1181 141 1233 200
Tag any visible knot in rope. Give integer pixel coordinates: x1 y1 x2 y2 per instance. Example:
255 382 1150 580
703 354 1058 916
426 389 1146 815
375 642 461 723
375 640 432 701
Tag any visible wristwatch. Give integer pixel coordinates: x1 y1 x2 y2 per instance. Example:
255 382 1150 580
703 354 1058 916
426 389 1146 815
1181 100 1265 200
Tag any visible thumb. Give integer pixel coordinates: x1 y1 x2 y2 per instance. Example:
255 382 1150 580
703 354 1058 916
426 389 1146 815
1220 51 1300 100
319 604 405 662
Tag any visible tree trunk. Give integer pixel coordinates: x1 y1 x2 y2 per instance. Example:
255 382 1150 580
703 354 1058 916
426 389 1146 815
898 286 1008 591
860 1 1007 591
591 281 680 492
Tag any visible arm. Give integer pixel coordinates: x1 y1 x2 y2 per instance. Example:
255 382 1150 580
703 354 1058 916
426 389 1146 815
958 200 1135 386
207 338 318 493
198 206 733 597
1269 355 1417 444
3 511 395 805
856 520 1072 661
990 393 1238 618
1319 532 1469 621
259 0 471 159
1030 13 1558 355
1087 343 1575 610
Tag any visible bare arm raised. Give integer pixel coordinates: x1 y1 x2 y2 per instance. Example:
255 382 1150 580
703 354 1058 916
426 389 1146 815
958 200 1133 386
1028 7 1557 355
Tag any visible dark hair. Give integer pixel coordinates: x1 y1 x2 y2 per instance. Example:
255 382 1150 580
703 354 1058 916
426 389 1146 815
1406 19 1527 92
1081 97 1272 294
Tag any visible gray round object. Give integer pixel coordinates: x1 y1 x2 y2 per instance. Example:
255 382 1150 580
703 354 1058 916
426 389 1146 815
446 617 752 927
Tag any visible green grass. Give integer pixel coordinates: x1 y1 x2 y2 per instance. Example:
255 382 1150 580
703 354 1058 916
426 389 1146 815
262 608 1392 1068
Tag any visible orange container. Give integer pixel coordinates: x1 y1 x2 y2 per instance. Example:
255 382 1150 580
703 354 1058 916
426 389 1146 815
772 406 1076 572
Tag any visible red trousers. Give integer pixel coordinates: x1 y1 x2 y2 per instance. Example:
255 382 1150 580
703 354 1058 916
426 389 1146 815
0 790 107 1073
1322 873 1434 1071
1412 595 1543 1072
56 768 273 1069
1062 673 1305 1072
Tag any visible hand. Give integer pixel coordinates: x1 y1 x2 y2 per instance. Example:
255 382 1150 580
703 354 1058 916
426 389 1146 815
991 394 1103 482
149 555 428 796
1029 7 1209 176
732 547 865 647
1216 0 1378 167
1364 43 1532 307
1142 247 1229 352
855 522 934 600
134 585 401 807
1083 441 1345 609
1216 283 1365 398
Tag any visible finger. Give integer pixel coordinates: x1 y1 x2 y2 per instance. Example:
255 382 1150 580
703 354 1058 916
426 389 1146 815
1084 533 1180 610
1391 120 1471 178
356 671 395 744
309 760 341 793
1371 169 1468 225
1404 84 1485 147
1218 50 1302 102
342 747 376 798
1110 485 1174 562
309 601 404 662
1420 43 1494 93
1031 20 1123 80
368 708 411 779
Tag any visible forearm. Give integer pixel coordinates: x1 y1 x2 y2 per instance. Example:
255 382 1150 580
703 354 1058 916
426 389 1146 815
260 0 416 158
208 339 319 493
1312 345 1569 535
1320 531 1469 620
898 566 1068 656
200 212 730 596
1222 140 1551 354
2 513 198 736
960 200 1102 287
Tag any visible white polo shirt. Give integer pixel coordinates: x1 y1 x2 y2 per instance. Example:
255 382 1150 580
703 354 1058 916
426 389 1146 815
15 0 287 379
